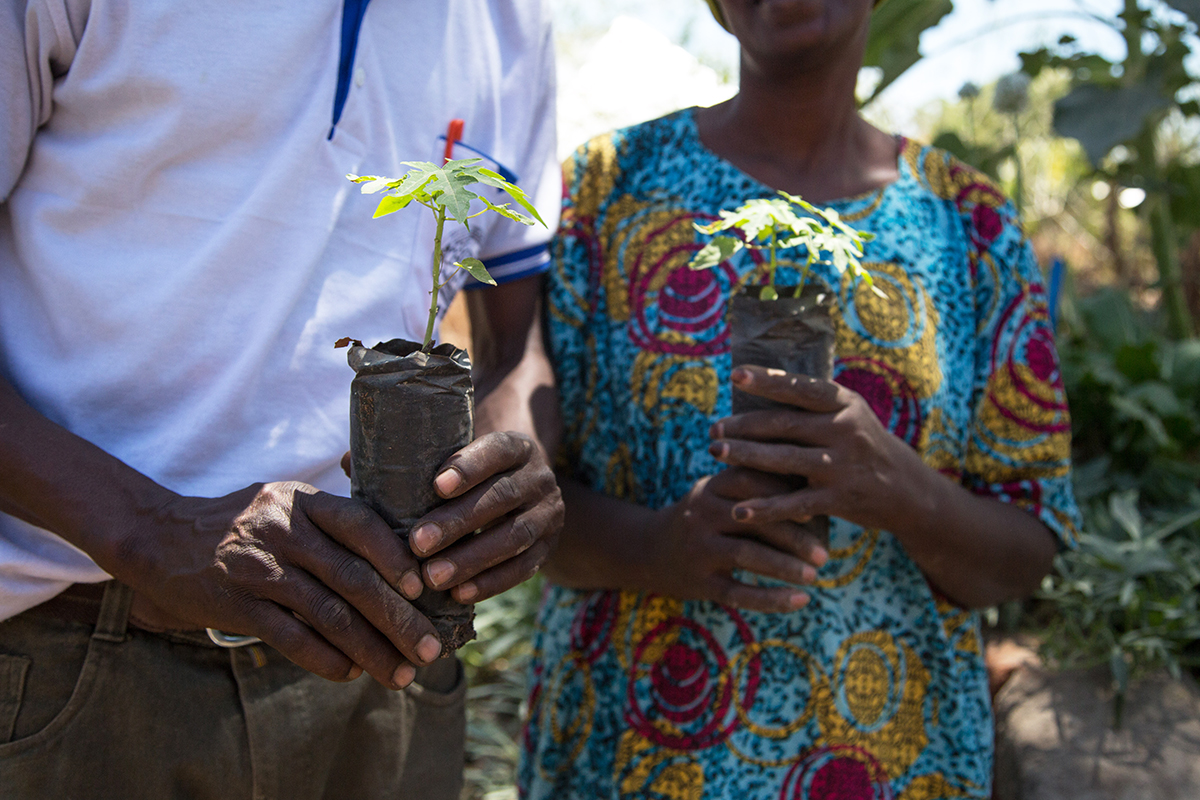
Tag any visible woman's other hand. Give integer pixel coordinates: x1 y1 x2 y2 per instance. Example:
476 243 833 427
635 467 825 613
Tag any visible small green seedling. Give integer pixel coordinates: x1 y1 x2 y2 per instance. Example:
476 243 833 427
689 191 879 301
349 159 545 352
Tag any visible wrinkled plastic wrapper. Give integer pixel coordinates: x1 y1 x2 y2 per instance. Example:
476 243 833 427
348 339 476 653
729 286 833 548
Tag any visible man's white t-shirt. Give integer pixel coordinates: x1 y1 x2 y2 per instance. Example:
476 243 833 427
0 0 560 621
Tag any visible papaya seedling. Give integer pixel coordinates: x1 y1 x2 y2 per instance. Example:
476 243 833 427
348 158 545 351
688 190 878 300
335 159 546 654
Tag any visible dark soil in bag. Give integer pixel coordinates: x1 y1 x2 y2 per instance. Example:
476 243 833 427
347 339 476 654
729 285 834 548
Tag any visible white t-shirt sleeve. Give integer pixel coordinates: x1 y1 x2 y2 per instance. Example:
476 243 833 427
1 1 87 202
465 3 560 289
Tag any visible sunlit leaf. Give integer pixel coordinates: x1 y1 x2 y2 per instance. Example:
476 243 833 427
688 235 743 270
373 194 412 218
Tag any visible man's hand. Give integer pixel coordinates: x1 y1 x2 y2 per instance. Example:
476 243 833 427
120 483 442 690
405 432 563 604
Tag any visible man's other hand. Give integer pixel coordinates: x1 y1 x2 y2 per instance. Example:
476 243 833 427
406 431 563 603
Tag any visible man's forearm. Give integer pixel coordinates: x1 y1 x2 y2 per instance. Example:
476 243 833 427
467 278 560 460
0 375 169 576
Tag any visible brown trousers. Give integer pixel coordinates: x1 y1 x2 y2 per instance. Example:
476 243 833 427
0 582 465 800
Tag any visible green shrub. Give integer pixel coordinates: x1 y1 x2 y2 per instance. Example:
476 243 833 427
1038 286 1200 707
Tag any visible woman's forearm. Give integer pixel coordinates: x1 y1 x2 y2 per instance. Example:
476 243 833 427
541 478 660 592
890 466 1057 609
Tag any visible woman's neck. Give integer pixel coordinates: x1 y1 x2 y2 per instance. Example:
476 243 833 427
696 50 899 203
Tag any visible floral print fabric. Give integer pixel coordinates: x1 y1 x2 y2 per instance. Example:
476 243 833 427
520 108 1080 800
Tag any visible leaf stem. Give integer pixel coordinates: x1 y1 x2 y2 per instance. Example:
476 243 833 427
423 205 448 353
768 225 778 288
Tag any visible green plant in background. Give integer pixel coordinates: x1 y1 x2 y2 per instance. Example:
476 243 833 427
688 192 877 300
459 576 543 800
1019 0 1199 339
1037 284 1200 709
349 159 545 352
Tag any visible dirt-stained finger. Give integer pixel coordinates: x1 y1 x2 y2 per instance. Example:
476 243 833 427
242 600 362 683
431 431 534 500
301 490 420 591
422 499 562 589
449 539 551 604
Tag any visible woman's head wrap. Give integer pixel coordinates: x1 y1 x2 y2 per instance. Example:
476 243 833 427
703 0 884 32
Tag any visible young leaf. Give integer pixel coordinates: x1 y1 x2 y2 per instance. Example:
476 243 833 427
689 235 743 270
760 285 779 301
479 195 536 227
374 194 413 218
471 169 546 226
456 257 497 286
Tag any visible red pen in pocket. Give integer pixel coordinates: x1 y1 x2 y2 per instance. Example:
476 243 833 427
443 119 464 163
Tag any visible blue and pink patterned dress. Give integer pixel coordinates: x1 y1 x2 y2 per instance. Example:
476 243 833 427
520 108 1080 800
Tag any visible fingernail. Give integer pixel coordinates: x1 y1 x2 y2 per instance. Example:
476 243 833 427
710 421 725 439
417 634 442 663
732 368 750 385
393 662 416 688
456 582 479 603
812 547 829 568
400 571 424 600
732 506 752 522
412 523 442 553
789 592 810 609
348 664 363 680
426 560 455 586
800 565 817 583
709 441 728 459
434 468 463 496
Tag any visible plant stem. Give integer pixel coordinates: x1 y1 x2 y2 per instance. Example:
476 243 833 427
1011 114 1025 219
768 226 778 288
422 205 448 353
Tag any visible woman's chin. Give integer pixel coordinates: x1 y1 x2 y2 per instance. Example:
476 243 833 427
730 0 867 60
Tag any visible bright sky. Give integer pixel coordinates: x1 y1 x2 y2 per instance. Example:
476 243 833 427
551 0 1136 132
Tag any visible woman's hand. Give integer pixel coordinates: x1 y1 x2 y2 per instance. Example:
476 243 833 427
633 466 827 613
708 365 935 537
708 365 1059 609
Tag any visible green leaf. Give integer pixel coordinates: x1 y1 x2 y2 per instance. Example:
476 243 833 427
373 194 412 218
862 0 953 103
1054 80 1174 165
449 162 547 227
760 285 779 301
478 195 536 227
689 235 743 270
1109 490 1143 540
456 257 497 286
